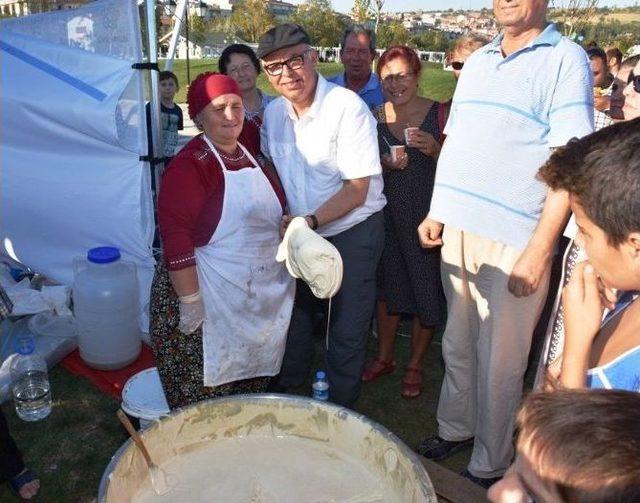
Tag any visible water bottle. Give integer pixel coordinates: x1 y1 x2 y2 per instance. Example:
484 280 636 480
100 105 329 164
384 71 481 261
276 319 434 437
312 371 329 401
10 337 52 421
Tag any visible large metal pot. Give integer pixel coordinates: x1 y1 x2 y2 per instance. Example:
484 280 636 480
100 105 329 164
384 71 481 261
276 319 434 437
99 394 437 502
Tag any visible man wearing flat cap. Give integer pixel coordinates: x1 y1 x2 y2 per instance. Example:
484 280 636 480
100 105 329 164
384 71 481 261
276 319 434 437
258 23 386 407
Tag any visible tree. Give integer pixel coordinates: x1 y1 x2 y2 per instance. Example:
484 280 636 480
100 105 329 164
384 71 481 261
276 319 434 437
410 29 452 52
351 0 371 24
189 14 208 37
371 0 385 35
377 20 409 48
552 0 600 39
289 0 347 47
231 0 276 43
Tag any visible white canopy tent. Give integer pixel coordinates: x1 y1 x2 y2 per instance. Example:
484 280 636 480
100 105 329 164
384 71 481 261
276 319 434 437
0 0 159 330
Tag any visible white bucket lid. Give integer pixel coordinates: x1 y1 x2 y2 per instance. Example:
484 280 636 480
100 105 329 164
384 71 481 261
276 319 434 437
121 367 170 421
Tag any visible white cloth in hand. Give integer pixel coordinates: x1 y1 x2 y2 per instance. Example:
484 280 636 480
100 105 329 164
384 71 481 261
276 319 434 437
276 217 343 299
178 291 204 334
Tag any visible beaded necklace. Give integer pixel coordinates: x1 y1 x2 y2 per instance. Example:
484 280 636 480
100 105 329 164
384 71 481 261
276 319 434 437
216 146 246 163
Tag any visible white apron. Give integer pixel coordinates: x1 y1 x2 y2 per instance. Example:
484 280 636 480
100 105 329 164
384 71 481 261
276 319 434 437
196 136 295 387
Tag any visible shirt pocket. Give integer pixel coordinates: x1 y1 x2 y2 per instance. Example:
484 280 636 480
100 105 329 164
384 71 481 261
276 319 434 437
270 141 295 161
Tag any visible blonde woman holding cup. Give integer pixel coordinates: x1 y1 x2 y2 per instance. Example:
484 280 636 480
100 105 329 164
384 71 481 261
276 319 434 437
363 46 447 398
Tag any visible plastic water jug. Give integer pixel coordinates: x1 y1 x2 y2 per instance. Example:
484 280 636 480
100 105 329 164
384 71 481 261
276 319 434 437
73 247 141 370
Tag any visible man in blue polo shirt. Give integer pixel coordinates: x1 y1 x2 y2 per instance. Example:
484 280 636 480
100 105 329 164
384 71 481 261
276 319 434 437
417 0 593 488
329 25 384 109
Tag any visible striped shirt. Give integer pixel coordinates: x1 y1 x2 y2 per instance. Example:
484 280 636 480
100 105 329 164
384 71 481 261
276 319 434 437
429 23 594 250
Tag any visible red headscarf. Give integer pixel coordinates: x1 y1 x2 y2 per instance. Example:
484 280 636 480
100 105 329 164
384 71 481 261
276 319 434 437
187 72 241 120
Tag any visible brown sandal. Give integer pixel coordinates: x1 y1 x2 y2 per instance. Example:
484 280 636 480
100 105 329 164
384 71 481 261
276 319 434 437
401 366 423 398
362 358 396 382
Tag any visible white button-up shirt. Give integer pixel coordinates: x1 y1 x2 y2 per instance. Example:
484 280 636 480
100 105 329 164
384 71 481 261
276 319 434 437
261 74 386 237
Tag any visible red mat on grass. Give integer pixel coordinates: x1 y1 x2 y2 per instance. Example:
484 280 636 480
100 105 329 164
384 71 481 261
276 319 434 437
61 344 156 400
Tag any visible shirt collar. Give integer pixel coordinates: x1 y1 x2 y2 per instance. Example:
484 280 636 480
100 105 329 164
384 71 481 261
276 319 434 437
284 72 326 121
483 22 562 54
336 71 379 94
363 72 381 93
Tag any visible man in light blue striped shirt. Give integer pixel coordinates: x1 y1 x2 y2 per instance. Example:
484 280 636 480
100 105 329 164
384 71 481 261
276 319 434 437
417 0 593 487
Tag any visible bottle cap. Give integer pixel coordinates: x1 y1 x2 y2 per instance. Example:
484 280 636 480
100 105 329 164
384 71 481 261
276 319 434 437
315 371 326 380
87 246 121 264
15 336 35 355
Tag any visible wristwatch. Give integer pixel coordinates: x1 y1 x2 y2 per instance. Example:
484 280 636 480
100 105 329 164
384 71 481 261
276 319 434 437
305 214 319 230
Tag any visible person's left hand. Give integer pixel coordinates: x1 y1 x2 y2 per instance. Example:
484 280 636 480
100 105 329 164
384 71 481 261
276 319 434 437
508 245 551 297
406 130 441 158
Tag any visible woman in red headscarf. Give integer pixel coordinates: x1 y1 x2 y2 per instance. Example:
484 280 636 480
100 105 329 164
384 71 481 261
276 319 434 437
150 73 295 409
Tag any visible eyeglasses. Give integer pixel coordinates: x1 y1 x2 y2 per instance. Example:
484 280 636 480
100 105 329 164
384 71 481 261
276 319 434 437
263 50 311 76
381 72 415 85
451 61 464 71
227 62 254 75
628 71 640 93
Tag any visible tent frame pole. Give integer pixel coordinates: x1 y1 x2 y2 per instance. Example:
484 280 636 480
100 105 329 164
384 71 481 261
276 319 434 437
145 0 164 214
164 0 188 71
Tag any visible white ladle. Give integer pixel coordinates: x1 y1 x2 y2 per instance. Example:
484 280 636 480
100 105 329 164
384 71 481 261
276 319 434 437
117 409 174 496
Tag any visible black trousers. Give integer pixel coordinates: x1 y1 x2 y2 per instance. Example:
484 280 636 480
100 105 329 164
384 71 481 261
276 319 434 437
0 408 24 483
278 212 385 407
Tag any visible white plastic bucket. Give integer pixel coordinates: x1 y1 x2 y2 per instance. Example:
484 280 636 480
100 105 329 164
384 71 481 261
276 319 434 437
121 367 170 429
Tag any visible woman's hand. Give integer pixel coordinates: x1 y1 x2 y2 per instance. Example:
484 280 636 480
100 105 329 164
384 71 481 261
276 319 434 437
381 152 408 171
406 130 441 158
178 291 205 334
280 214 293 238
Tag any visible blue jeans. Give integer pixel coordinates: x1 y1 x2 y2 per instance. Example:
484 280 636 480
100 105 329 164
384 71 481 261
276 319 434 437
277 212 384 407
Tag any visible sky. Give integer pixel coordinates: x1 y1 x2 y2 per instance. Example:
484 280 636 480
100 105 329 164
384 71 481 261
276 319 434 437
320 0 639 14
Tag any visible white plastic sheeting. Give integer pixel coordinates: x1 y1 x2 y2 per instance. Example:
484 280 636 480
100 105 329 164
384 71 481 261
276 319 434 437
0 0 155 330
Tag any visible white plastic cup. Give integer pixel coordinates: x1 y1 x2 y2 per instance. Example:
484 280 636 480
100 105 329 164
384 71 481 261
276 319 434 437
404 127 419 144
390 145 405 162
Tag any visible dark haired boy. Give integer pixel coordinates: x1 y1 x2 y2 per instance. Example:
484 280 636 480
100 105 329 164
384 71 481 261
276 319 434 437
538 118 640 391
157 71 183 161
587 47 614 129
146 71 184 164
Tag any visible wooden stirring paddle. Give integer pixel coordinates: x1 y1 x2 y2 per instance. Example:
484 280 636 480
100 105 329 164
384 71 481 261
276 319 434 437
117 409 173 496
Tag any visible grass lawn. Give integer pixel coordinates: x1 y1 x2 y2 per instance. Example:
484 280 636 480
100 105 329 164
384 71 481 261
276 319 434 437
160 59 456 104
0 328 473 502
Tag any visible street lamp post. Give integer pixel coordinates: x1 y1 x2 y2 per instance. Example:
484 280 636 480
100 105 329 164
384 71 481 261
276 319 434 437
185 4 190 84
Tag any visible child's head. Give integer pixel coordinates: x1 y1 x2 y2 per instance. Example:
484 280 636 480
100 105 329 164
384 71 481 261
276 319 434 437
538 118 640 291
159 71 179 101
489 389 640 503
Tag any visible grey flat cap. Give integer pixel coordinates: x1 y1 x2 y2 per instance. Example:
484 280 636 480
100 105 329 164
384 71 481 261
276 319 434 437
256 24 311 59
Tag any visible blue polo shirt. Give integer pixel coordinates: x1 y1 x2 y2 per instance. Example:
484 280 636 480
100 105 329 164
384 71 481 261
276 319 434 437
429 23 593 250
329 72 384 109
